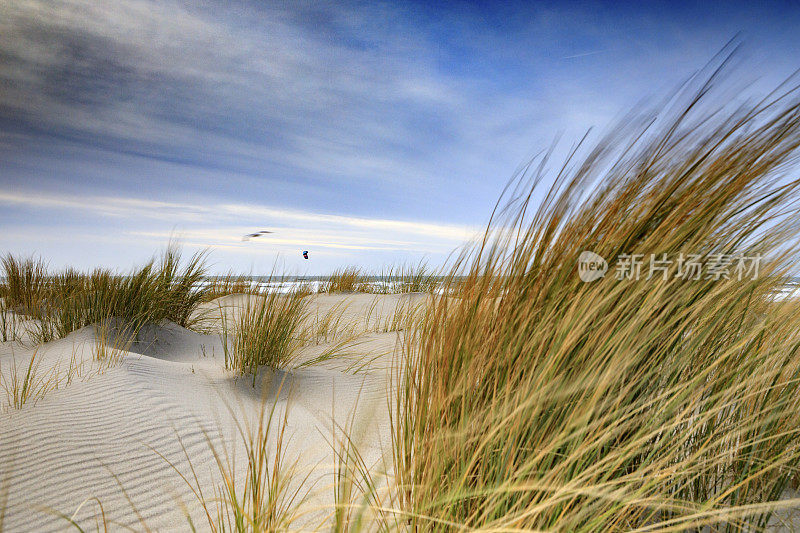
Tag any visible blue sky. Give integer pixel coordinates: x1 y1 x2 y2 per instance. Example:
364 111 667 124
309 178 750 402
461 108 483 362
1 0 799 274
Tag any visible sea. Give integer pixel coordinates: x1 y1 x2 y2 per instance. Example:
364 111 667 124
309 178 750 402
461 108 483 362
199 275 800 299
197 275 439 294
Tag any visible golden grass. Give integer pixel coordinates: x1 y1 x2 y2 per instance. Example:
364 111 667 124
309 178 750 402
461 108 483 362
302 301 356 345
0 324 132 412
376 300 424 334
300 296 425 347
159 382 313 532
395 61 800 530
8 54 800 533
1 244 210 344
323 267 366 294
320 264 439 295
91 322 134 372
0 349 53 410
329 397 398 532
0 255 47 315
219 290 308 383
202 272 258 302
373 263 439 294
0 298 18 342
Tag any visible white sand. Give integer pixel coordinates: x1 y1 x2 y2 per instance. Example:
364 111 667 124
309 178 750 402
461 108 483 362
0 293 424 531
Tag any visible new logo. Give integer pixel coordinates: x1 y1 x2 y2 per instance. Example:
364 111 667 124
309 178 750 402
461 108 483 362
578 251 608 282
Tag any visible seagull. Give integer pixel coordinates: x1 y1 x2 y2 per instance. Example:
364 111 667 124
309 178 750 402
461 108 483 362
242 230 273 241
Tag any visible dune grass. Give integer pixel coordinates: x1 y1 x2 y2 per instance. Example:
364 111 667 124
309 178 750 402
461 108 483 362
52 244 209 335
376 300 424 334
55 385 310 532
0 298 18 342
8 54 800 533
371 263 439 294
0 255 48 316
0 244 210 344
202 272 258 302
157 382 313 532
329 405 394 533
91 321 134 371
220 289 309 383
0 323 134 412
302 301 358 345
323 267 365 294
393 263 438 294
0 350 53 410
394 66 800 530
321 264 439 295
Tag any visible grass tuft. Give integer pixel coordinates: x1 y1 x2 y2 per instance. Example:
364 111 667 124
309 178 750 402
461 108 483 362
163 384 313 532
0 350 52 410
202 272 258 302
396 60 800 530
1 243 210 345
0 297 18 342
0 255 47 315
323 267 365 294
220 289 308 383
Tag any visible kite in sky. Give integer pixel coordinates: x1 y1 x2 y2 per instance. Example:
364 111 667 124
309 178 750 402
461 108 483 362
302 250 309 259
242 230 273 241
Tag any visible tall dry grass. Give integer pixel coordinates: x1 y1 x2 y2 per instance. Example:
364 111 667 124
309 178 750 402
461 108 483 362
377 263 438 294
0 298 18 342
0 255 47 315
323 267 365 294
0 323 133 412
0 350 52 410
220 289 308 383
0 244 210 344
157 382 312 532
396 64 800 530
202 273 258 302
321 264 439 295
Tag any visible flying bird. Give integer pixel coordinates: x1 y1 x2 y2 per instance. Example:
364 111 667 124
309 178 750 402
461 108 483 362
242 230 273 241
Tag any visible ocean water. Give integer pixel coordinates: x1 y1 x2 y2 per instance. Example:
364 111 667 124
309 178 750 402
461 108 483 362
2 275 796 298
197 275 800 299
197 276 440 295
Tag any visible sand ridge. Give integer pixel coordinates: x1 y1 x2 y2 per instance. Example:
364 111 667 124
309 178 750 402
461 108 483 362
0 293 413 531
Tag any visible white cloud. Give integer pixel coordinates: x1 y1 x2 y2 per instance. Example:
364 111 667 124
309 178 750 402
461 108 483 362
3 0 796 274
0 190 479 255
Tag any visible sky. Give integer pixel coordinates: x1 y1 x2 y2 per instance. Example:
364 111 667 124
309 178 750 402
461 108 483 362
1 0 800 274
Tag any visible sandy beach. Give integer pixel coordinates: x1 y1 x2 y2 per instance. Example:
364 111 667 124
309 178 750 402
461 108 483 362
0 292 423 530
3 11 800 527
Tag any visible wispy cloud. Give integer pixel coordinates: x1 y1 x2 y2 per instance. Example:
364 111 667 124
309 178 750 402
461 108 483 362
561 50 607 60
0 191 207 221
2 0 798 271
0 0 478 189
0 189 479 258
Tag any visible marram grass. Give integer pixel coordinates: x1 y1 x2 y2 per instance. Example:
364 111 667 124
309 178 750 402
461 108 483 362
10 60 800 533
324 267 366 294
0 244 210 344
169 383 312 532
219 288 308 384
395 66 800 530
0 254 47 316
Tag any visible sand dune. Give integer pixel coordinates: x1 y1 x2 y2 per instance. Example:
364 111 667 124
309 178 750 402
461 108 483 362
0 293 414 531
